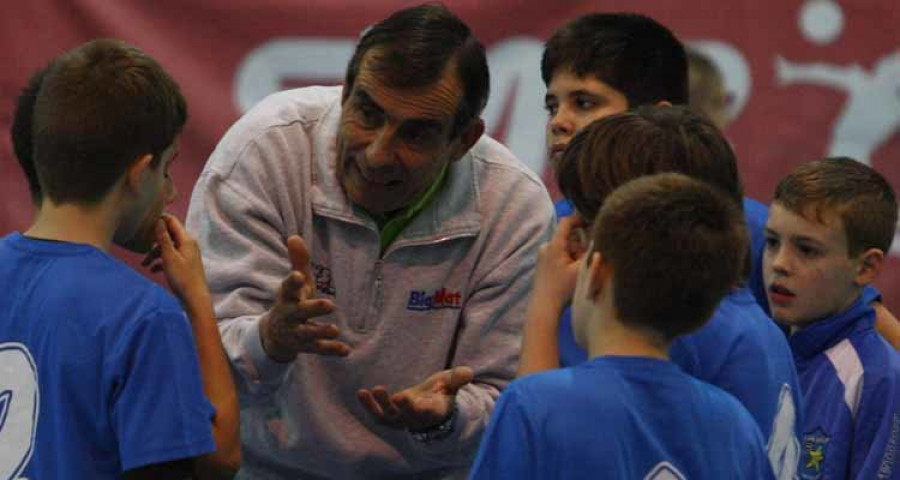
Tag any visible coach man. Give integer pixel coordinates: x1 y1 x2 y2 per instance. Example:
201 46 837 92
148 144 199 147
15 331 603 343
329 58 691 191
186 4 554 478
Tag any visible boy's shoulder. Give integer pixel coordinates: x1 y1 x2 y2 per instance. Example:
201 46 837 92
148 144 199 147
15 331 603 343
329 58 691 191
0 233 183 327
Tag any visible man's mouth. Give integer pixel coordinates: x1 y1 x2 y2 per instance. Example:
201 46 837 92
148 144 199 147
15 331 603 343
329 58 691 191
768 283 796 305
354 161 400 187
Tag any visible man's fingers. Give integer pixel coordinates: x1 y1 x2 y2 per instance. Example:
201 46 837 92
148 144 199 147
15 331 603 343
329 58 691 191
279 271 307 302
306 339 350 357
357 389 384 418
372 387 401 419
293 320 340 340
445 366 475 394
287 235 312 273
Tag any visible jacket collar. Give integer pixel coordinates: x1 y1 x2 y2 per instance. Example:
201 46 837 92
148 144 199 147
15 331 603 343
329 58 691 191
789 295 874 361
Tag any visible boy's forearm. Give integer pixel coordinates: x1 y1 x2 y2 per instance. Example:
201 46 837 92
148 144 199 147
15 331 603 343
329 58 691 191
181 289 242 475
517 294 567 377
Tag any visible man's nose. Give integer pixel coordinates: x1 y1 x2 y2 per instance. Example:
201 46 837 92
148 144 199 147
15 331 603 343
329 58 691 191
364 127 398 171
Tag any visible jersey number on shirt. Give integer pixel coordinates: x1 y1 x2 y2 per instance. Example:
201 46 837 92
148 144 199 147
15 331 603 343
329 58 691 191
0 343 39 480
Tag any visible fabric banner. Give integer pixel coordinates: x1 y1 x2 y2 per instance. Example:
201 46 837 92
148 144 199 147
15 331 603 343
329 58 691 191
1 0 898 308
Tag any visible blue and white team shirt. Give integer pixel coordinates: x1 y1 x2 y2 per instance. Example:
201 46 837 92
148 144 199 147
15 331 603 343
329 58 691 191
0 233 216 479
554 198 804 478
469 356 775 479
790 297 900 480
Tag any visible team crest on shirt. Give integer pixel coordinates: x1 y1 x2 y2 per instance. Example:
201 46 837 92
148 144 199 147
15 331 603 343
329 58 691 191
644 462 686 480
800 428 830 479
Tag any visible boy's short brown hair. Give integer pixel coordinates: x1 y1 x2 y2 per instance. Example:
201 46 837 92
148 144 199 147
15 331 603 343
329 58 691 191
556 105 743 224
593 173 748 340
33 39 187 205
774 157 898 256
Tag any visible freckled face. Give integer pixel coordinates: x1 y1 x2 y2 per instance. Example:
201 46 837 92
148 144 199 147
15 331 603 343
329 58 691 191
545 69 629 164
337 53 467 213
763 203 862 327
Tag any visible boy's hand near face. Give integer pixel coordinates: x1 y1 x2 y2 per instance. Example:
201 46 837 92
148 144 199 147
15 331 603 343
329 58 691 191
145 214 211 310
518 215 588 377
534 215 588 309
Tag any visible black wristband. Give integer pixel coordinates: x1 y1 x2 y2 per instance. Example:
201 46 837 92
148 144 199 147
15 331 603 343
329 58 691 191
410 401 457 444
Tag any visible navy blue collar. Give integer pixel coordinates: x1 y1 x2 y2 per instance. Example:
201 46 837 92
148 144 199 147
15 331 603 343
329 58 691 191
788 295 874 361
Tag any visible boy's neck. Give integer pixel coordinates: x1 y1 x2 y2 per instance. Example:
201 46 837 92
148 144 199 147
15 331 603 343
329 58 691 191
585 312 670 361
25 199 120 252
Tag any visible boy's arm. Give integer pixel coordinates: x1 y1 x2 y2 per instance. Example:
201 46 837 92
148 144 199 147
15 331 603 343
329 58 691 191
518 216 584 376
849 367 900 479
152 215 241 477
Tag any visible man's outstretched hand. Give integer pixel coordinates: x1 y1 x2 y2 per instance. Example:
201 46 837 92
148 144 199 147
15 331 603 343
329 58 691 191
357 366 474 431
259 235 349 363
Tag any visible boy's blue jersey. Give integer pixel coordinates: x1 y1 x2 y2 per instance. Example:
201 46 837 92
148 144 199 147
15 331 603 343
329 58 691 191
0 233 216 479
790 297 900 480
470 356 775 480
555 197 803 478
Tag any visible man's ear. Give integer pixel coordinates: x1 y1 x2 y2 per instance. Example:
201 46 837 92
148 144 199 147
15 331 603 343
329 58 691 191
855 248 885 286
450 118 485 162
124 154 154 194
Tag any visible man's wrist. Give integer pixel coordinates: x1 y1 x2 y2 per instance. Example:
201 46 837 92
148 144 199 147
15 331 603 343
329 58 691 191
259 312 296 363
409 400 457 444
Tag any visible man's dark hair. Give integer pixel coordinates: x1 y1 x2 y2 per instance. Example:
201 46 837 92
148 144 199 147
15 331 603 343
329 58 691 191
541 13 688 107
32 38 187 205
774 157 898 256
556 105 742 225
343 3 489 136
10 64 51 205
592 173 748 341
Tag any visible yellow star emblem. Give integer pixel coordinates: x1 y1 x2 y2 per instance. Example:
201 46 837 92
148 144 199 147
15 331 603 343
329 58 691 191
806 446 824 471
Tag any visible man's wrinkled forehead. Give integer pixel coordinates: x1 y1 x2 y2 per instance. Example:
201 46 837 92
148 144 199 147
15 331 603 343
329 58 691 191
354 51 462 123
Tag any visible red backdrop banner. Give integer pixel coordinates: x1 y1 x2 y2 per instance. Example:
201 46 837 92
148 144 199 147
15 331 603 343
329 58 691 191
2 0 898 308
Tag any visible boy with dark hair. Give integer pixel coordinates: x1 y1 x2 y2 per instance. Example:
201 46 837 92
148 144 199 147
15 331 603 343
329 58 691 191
10 64 49 205
521 106 804 479
0 39 239 479
765 157 900 479
471 173 773 479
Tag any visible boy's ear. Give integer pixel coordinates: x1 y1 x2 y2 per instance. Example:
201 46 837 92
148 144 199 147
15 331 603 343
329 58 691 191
586 251 611 301
124 153 155 194
854 248 885 286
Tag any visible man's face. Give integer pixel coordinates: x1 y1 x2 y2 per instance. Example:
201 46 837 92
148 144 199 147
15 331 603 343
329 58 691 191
114 139 179 253
337 54 469 214
545 69 629 163
763 203 862 327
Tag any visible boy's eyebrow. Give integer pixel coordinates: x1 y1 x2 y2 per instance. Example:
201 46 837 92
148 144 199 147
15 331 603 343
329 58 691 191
790 234 826 247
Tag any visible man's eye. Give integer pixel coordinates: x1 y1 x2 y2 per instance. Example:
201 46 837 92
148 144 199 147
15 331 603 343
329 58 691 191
764 236 779 249
358 102 383 125
544 103 558 116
